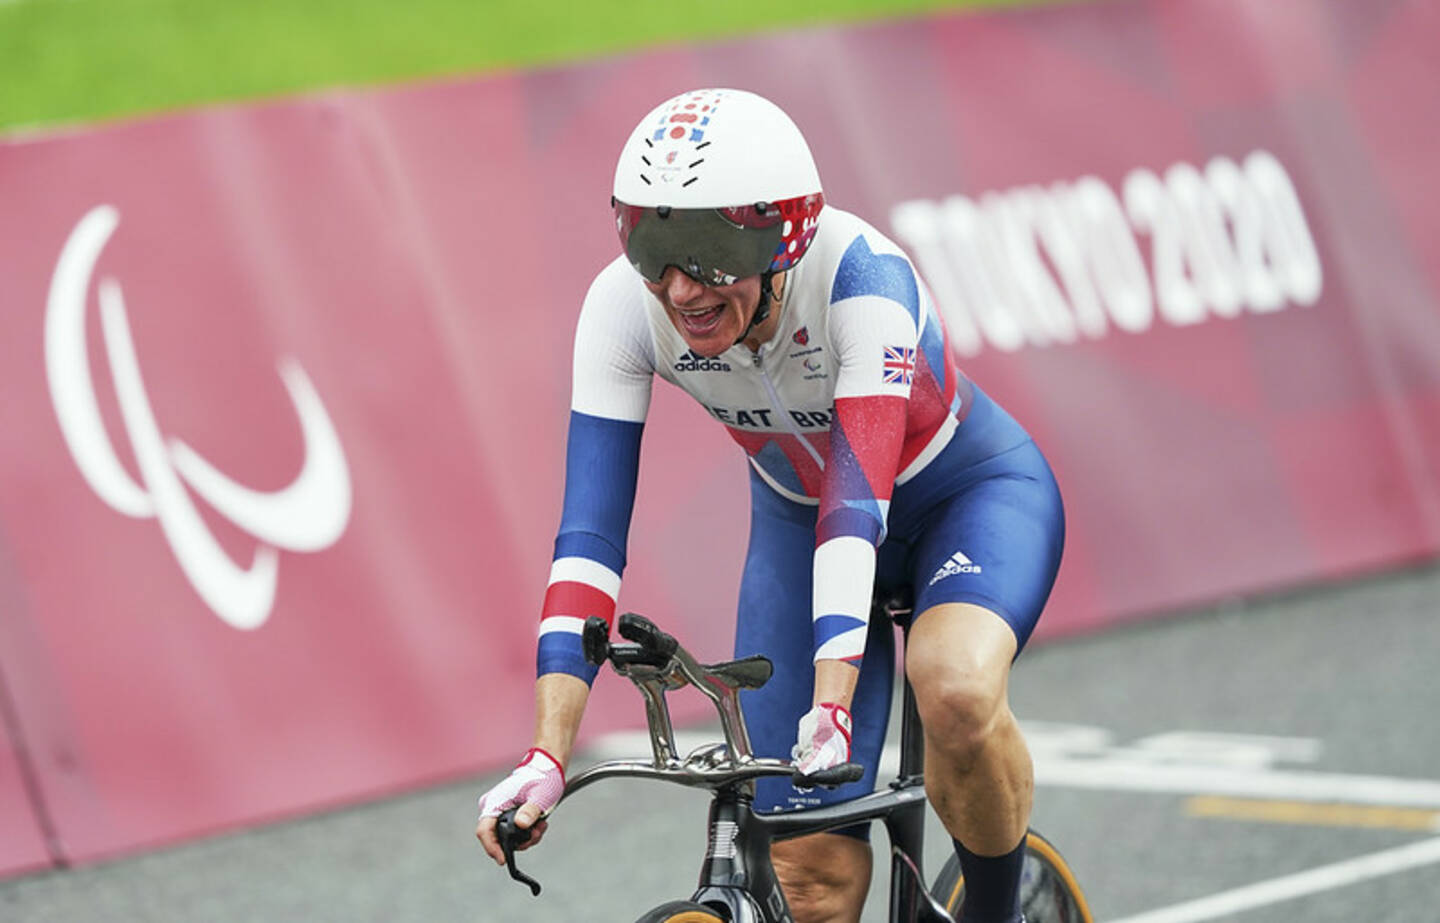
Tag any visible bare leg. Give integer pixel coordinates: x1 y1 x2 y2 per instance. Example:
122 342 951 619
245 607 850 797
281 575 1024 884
771 832 871 923
906 603 1031 917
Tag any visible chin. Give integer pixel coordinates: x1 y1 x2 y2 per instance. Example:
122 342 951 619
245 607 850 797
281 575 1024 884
686 338 730 359
675 319 740 358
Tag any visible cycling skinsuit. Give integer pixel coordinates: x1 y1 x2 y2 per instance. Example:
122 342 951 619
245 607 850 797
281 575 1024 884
536 207 1065 823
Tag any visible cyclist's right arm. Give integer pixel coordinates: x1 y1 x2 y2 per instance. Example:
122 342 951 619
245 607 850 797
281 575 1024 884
477 261 656 864
535 259 654 685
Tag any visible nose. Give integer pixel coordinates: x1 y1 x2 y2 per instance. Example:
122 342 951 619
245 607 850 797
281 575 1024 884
660 266 707 306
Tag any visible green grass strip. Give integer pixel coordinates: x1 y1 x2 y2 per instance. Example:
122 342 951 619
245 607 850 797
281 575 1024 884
1 0 1074 134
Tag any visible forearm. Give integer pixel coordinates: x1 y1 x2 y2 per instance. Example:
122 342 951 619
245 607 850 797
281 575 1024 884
532 672 592 768
813 659 860 711
808 538 873 709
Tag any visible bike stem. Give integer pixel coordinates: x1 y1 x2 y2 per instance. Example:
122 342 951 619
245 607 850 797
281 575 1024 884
613 639 758 769
633 671 684 767
669 645 757 762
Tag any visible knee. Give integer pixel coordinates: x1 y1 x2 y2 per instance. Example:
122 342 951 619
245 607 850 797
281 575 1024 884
772 834 869 922
907 657 1008 768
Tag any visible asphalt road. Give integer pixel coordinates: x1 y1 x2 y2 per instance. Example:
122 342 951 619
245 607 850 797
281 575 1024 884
4 562 1438 922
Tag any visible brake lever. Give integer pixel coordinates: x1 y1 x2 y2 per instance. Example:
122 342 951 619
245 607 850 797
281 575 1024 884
582 615 610 667
496 807 542 896
792 761 865 791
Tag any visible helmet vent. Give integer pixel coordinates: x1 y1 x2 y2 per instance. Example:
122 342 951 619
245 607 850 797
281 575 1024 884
682 177 699 187
688 159 705 169
639 175 652 186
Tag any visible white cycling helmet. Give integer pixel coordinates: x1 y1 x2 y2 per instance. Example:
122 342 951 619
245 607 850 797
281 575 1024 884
612 88 825 286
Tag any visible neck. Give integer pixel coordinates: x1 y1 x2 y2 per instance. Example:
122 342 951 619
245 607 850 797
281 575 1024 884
743 273 786 353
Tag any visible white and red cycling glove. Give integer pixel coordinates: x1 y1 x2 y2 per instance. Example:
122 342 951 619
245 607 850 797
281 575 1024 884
792 703 853 777
477 747 566 821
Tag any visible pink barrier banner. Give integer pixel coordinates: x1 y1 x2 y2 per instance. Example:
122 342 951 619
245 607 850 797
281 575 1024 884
0 729 50 876
0 102 748 870
1 0 1437 872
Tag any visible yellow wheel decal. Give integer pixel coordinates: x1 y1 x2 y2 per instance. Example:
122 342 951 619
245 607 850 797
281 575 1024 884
1024 831 1096 923
945 871 964 913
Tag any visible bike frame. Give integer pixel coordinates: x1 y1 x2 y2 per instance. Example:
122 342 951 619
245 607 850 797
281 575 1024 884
691 678 946 923
554 610 953 923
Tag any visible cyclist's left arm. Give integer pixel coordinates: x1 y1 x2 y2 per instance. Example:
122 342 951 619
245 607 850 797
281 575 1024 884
809 237 923 696
793 239 921 777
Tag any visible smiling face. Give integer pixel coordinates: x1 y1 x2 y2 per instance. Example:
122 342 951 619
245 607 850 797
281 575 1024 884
645 267 765 358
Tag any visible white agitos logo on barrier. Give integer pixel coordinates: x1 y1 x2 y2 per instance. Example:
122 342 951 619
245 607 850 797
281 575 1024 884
45 205 353 630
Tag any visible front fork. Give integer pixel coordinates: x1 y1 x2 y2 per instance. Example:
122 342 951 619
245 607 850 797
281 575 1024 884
691 789 787 923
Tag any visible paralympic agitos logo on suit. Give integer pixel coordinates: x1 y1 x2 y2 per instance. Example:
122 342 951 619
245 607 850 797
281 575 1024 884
45 205 353 630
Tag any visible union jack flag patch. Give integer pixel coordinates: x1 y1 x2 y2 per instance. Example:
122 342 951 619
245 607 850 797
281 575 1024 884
882 346 916 385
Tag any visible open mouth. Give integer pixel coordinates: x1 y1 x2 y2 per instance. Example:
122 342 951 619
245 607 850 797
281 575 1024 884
677 305 725 337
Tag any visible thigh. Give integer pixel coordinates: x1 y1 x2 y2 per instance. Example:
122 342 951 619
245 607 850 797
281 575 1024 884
735 470 895 820
909 443 1065 653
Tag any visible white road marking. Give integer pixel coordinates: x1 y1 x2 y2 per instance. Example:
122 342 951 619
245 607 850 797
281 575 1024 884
1105 835 1440 923
1035 757 1440 808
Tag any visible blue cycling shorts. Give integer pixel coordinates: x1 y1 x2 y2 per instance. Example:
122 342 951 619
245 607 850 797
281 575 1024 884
732 437 1064 835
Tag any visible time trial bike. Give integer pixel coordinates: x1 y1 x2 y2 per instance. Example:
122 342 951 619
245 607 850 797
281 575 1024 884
497 593 1093 922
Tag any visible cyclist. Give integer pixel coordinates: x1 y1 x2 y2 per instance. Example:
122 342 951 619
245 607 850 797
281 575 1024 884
476 88 1064 923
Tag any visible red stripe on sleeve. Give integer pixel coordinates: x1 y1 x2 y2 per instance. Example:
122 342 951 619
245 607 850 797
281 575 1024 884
541 581 618 623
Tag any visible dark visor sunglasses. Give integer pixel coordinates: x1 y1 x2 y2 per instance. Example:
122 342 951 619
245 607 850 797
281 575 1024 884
614 194 824 286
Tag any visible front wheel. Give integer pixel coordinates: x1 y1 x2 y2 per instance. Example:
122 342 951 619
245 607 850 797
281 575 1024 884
930 829 1094 923
634 900 727 923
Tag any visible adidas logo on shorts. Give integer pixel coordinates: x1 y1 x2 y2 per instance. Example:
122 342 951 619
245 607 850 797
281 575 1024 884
928 550 982 586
